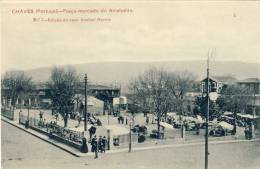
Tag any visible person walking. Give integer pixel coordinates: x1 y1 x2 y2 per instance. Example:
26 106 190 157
39 111 44 122
146 116 149 125
98 136 103 153
102 136 107 153
91 135 98 159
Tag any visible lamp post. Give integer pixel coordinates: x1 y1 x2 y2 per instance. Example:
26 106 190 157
129 117 132 152
25 98 31 129
205 54 210 169
107 100 110 125
84 74 88 132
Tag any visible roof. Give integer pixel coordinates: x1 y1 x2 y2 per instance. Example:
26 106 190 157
212 76 238 84
33 83 119 91
201 76 237 84
87 84 119 90
238 78 260 84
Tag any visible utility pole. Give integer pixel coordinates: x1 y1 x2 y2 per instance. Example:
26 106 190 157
118 85 121 116
205 52 210 169
107 100 110 125
129 121 132 152
84 74 88 132
252 84 256 138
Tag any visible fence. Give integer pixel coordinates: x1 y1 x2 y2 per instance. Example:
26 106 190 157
114 133 139 145
1 107 14 120
19 114 84 145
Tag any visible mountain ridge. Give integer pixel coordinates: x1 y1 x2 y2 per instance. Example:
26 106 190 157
7 61 260 86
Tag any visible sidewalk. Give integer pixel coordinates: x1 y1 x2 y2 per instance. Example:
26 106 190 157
2 115 260 159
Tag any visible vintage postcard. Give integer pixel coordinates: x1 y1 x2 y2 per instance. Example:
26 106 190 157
1 1 260 169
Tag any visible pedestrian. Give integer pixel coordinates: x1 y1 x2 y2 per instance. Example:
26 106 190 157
196 124 200 135
98 136 103 153
77 113 81 127
102 136 107 153
126 118 128 125
122 117 124 124
146 116 149 125
118 117 120 124
91 135 98 159
39 111 44 122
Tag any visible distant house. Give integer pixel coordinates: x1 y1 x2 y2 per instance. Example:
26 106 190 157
200 76 237 94
77 96 104 116
238 78 260 94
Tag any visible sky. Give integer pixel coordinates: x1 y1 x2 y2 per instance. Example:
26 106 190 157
1 1 260 72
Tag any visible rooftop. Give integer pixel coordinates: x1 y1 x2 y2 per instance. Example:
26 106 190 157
238 78 260 84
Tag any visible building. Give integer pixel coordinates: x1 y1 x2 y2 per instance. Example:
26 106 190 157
74 95 104 116
200 76 260 129
200 76 237 94
238 78 260 94
1 83 120 113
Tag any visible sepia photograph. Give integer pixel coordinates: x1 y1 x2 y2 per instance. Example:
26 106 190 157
1 1 260 169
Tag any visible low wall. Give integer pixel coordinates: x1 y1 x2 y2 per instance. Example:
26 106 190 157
19 114 82 151
1 108 14 120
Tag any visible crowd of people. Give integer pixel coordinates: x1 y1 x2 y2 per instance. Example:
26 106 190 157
90 135 108 159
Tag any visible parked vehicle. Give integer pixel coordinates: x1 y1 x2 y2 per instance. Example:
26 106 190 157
209 126 226 137
131 125 147 134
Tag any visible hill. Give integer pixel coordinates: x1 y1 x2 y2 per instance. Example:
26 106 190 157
23 61 260 85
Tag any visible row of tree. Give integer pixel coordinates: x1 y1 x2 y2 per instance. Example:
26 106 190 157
2 67 254 129
1 67 79 127
127 68 254 137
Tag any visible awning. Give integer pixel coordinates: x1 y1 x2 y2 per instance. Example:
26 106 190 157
237 113 259 119
218 121 234 131
160 122 174 129
224 112 233 116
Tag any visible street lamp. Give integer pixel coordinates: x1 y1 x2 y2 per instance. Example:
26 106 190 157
84 74 88 133
204 51 219 169
25 98 31 129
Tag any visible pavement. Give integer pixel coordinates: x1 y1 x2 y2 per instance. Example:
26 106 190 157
2 120 260 169
2 114 260 158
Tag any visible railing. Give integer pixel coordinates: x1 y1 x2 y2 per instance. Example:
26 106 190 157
114 133 138 145
19 114 84 144
1 107 14 120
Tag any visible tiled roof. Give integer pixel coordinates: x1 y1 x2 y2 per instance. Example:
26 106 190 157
212 76 238 84
238 78 260 83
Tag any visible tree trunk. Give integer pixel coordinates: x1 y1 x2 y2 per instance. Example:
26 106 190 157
64 113 68 128
157 113 160 139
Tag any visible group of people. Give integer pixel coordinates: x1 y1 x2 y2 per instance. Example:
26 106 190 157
117 116 125 124
90 135 108 159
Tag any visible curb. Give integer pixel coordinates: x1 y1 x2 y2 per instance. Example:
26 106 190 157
2 117 260 157
1 118 82 157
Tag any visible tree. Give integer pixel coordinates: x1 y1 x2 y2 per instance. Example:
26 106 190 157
128 68 196 138
217 85 252 113
47 67 80 127
1 71 34 111
128 68 170 138
195 96 221 120
216 85 253 132
166 71 196 115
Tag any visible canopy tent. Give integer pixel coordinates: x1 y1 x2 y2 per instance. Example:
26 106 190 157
218 121 234 131
237 113 259 119
221 115 234 120
167 112 178 116
197 115 204 123
223 112 233 116
160 122 174 129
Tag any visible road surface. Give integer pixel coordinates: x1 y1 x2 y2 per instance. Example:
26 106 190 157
2 120 260 169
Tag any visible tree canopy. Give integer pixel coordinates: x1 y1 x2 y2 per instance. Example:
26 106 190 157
47 67 80 127
1 71 34 108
